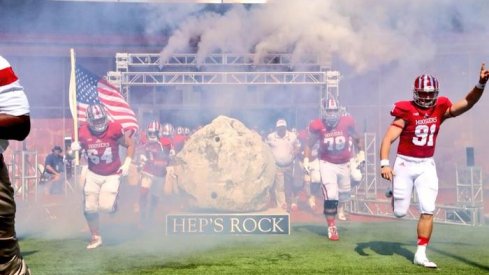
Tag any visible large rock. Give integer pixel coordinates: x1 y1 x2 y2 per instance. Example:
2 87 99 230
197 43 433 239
173 116 276 212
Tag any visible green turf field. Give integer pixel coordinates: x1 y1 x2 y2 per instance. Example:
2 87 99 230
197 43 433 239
18 219 489 274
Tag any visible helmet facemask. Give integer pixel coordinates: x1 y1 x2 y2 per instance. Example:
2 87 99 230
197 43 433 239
146 130 159 142
321 97 340 128
413 74 439 108
413 90 438 108
87 104 109 134
146 121 161 142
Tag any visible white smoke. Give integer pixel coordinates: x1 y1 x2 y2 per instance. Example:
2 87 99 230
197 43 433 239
156 0 488 72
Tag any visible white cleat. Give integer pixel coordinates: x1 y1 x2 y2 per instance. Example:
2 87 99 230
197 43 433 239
86 235 103 250
413 255 437 268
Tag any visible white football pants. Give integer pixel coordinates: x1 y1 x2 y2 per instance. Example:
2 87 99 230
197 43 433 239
392 154 438 217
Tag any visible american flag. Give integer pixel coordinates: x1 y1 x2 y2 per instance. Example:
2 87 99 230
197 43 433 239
74 66 138 134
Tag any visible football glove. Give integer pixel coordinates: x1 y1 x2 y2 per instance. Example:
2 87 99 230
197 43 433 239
118 157 132 176
71 141 81 151
139 154 148 163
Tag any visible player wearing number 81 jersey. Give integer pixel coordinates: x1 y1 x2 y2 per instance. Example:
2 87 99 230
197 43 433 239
74 104 135 250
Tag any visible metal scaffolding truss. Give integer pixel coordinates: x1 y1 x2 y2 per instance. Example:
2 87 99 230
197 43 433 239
107 52 337 103
114 52 329 71
112 71 328 86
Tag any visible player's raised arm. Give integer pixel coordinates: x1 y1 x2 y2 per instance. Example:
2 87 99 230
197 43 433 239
445 63 489 119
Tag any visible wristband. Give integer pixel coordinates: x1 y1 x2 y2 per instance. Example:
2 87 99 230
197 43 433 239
476 82 486 90
380 159 390 167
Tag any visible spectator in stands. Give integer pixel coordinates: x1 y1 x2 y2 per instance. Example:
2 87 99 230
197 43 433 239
266 118 301 212
42 145 65 195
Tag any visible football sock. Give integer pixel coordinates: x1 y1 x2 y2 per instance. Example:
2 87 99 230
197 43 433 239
417 236 430 246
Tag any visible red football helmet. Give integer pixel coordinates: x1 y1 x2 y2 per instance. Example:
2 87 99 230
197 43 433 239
87 104 109 134
413 74 439 108
321 97 340 128
146 120 161 142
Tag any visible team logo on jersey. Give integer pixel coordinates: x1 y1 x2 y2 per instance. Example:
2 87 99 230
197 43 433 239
415 117 437 125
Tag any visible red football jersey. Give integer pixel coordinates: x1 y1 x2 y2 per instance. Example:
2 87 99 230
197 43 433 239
309 115 356 164
78 122 124 176
391 97 452 158
142 141 169 177
159 136 173 151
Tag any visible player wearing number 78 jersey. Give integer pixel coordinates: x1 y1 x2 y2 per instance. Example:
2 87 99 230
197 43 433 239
73 103 135 250
380 64 489 268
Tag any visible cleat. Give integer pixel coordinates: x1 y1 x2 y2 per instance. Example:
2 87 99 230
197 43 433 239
327 226 339 241
413 254 437 268
86 235 103 250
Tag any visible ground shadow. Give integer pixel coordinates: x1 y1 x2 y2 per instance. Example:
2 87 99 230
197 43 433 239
354 241 413 262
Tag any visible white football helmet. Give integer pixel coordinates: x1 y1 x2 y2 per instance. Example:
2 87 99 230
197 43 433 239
321 97 340 128
413 74 439 108
87 104 109 134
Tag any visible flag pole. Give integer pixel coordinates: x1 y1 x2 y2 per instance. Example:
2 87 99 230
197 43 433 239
68 48 79 165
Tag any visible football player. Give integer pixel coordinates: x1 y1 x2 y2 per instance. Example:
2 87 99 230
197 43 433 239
173 126 188 153
303 96 364 241
380 65 489 268
0 55 31 274
71 103 135 249
138 121 171 228
160 123 178 195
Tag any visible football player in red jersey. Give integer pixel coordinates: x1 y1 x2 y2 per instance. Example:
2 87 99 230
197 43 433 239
380 64 489 268
173 126 188 153
138 121 171 228
160 123 179 195
72 104 135 249
303 97 364 241
0 56 31 274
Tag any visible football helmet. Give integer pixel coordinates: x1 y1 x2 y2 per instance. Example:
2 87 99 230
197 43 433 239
176 126 184 135
161 123 174 137
146 120 161 142
321 97 340 128
413 74 439 108
87 104 109 134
